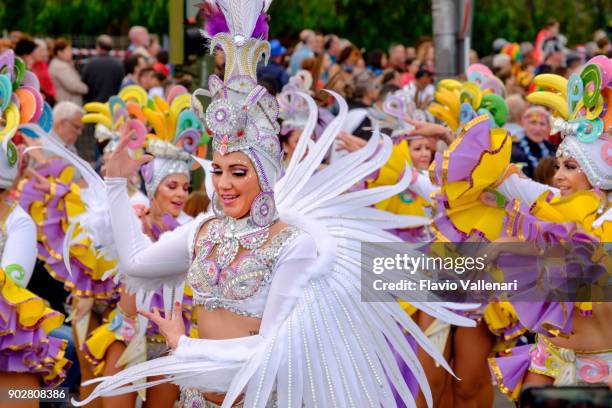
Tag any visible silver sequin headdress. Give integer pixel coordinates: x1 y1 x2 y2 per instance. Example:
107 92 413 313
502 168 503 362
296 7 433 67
191 0 282 194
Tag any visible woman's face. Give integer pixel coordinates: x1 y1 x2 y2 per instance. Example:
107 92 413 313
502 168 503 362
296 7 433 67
553 156 591 196
409 138 432 171
212 151 261 219
59 46 73 62
153 173 189 218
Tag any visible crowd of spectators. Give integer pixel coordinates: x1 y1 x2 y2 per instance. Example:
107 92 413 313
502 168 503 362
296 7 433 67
2 18 611 177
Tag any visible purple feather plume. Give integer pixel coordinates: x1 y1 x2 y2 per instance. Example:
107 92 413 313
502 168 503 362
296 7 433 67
200 1 269 39
252 13 269 40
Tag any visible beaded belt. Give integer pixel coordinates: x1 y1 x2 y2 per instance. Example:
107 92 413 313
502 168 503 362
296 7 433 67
179 387 278 408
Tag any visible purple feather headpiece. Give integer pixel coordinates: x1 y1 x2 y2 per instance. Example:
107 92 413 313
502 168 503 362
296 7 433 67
200 2 269 39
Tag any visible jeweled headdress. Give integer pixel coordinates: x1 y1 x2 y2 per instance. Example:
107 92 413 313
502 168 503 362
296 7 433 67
527 56 612 190
381 88 434 139
278 70 333 140
191 0 282 194
279 70 313 135
0 50 51 189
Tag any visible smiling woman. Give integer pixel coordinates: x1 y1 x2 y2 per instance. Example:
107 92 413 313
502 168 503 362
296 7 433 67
72 1 476 407
211 152 261 219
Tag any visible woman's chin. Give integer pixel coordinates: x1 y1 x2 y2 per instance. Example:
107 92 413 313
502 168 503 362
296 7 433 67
222 206 248 219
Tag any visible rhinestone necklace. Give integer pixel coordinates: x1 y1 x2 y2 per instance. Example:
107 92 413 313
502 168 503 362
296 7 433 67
210 216 275 269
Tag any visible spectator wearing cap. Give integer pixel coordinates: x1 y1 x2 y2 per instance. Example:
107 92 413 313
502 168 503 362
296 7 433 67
256 39 289 93
536 36 565 75
81 35 124 103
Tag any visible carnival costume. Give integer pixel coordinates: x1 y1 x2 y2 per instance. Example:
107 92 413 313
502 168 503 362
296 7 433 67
486 57 612 400
0 49 70 385
366 88 438 243
25 84 205 376
83 88 201 374
73 1 478 407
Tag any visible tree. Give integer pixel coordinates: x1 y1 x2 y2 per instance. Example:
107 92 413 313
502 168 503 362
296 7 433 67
1 0 609 56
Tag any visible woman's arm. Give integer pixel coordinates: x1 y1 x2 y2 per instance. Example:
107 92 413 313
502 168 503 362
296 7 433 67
106 177 194 283
1 207 37 287
497 173 559 206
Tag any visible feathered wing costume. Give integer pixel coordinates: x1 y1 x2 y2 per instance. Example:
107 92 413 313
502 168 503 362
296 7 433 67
63 1 476 407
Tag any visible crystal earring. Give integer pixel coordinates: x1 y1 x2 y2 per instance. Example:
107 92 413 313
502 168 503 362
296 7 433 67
249 192 276 227
211 193 224 218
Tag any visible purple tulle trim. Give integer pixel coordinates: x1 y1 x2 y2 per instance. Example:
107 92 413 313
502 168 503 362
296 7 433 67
0 295 70 386
489 344 531 398
18 160 119 301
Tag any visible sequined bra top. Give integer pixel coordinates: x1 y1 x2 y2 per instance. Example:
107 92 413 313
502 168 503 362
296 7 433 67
187 216 300 318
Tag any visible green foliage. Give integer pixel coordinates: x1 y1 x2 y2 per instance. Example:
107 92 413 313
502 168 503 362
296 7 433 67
1 0 609 56
269 0 432 52
1 0 169 36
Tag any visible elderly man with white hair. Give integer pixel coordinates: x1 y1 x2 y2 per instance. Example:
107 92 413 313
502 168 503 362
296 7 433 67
50 101 85 155
128 25 152 61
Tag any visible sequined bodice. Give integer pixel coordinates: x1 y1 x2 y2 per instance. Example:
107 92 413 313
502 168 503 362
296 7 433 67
187 216 300 318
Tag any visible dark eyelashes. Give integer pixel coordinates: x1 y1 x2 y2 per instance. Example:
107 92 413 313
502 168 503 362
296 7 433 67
211 170 247 176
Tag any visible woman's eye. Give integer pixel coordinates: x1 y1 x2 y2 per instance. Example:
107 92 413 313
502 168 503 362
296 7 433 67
211 169 222 175
233 171 247 177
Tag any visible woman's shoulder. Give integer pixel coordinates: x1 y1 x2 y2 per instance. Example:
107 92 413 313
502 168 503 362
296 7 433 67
268 220 317 258
6 205 35 234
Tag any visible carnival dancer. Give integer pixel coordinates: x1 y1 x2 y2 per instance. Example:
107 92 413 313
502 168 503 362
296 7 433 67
0 49 71 406
20 83 205 407
366 87 437 243
406 70 517 408
73 1 477 407
407 58 611 403
82 121 197 408
486 59 612 401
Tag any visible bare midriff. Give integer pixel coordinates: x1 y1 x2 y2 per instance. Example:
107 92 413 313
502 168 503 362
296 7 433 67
195 305 262 405
550 303 612 351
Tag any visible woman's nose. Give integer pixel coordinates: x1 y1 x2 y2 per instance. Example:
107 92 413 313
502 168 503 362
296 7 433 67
217 174 232 189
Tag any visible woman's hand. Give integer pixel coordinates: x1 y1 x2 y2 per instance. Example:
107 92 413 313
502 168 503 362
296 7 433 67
138 301 185 350
105 126 152 178
74 296 94 321
26 168 52 194
336 131 367 152
405 118 454 144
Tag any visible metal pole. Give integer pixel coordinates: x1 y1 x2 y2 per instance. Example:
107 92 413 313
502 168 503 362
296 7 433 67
456 0 475 77
433 0 458 81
